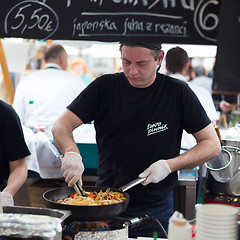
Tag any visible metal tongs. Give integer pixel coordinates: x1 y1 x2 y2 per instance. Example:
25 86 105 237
59 155 87 197
73 182 87 197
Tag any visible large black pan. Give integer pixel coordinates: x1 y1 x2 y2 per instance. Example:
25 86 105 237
43 178 145 221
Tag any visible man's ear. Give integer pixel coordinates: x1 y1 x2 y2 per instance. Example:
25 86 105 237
58 54 64 66
58 53 67 70
157 50 165 65
184 61 190 74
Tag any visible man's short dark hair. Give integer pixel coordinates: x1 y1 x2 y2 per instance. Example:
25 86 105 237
119 42 162 61
44 44 66 62
165 47 189 74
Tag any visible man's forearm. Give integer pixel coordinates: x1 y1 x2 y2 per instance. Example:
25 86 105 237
4 164 27 196
167 124 221 172
168 140 220 172
52 110 83 155
52 125 79 155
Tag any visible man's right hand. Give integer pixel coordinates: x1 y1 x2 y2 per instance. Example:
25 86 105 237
61 152 84 187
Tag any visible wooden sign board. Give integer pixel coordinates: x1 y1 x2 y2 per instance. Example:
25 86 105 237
0 0 221 44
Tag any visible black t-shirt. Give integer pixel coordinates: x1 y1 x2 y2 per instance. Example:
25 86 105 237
0 100 30 189
68 72 210 206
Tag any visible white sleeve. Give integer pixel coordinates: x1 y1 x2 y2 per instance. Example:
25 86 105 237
190 84 219 121
199 89 219 121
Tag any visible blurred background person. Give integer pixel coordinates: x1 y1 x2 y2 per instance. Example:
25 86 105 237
213 94 237 128
191 65 213 94
0 100 30 206
12 44 86 180
204 61 236 114
184 57 194 81
165 46 218 148
70 57 92 86
165 46 219 203
165 46 218 126
209 63 237 128
13 44 86 129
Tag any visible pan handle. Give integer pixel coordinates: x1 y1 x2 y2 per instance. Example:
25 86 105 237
118 177 146 192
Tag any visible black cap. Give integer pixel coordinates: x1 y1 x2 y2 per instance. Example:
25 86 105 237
119 41 162 50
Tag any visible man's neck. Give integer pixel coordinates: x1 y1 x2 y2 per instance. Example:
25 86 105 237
169 73 187 82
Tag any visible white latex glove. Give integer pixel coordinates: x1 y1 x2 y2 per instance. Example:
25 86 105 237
61 152 84 187
139 160 171 186
1 192 14 206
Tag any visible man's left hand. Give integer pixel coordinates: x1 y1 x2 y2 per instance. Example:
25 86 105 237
139 160 172 186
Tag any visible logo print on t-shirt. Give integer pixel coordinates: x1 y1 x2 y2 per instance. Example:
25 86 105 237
147 122 168 136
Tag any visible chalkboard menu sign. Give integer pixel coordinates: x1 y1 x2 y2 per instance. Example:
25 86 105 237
213 0 240 93
0 0 221 44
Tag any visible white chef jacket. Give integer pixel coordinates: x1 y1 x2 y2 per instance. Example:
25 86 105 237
170 74 218 151
13 63 86 128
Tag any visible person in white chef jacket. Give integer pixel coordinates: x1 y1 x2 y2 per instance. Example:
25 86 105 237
13 44 86 128
165 46 219 151
165 46 219 203
12 44 86 179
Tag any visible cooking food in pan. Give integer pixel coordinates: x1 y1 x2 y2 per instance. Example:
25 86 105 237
57 188 126 206
43 178 145 221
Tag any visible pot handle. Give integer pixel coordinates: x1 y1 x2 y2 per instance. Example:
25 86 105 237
118 177 146 192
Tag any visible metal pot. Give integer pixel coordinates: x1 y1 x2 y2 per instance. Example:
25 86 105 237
206 171 240 196
62 215 168 240
74 227 128 240
206 139 240 196
222 140 240 175
205 147 233 183
72 218 129 240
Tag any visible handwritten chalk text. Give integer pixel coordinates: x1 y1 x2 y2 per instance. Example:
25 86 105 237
155 22 187 35
73 18 117 36
89 0 195 10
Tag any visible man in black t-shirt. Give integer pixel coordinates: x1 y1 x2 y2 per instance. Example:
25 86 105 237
52 42 221 238
0 100 30 206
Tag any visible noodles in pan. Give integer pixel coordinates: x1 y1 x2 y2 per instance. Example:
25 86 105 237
57 188 126 206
